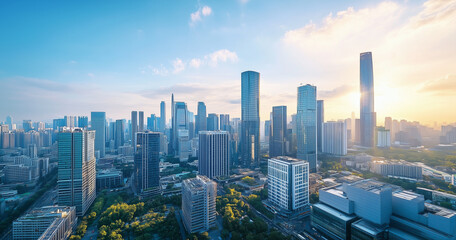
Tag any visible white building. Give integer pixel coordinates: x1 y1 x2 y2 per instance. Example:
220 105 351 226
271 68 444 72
377 127 391 148
13 206 77 240
178 129 191 162
198 131 229 179
182 175 217 233
268 156 309 214
322 121 347 156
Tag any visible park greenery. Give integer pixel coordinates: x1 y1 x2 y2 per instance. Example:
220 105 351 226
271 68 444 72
241 176 257 186
217 187 290 240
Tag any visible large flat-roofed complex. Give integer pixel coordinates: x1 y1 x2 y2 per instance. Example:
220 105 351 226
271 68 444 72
268 156 309 217
182 175 217 233
13 206 77 240
312 178 456 240
371 159 423 180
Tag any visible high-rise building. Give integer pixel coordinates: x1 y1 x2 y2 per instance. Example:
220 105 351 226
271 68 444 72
297 84 317 172
196 102 207 134
27 144 37 158
219 114 230 131
23 120 33 132
115 119 125 149
160 101 166 132
360 52 377 148
268 157 309 216
377 127 391 148
6 115 12 130
322 121 347 156
241 70 260 168
173 102 188 155
264 120 271 143
91 112 106 157
78 116 88 128
317 100 324 153
182 175 217 233
139 111 144 132
270 106 287 157
57 128 96 216
13 206 77 240
198 131 229 179
207 113 219 131
147 114 157 131
135 132 161 197
131 111 138 149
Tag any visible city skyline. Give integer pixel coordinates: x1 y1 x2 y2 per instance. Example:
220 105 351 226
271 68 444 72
1 0 455 125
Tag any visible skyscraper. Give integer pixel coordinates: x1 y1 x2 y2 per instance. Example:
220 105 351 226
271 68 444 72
198 131 229 179
91 112 106 157
196 102 207 134
268 157 309 215
131 111 138 148
139 111 144 132
241 70 260 168
135 132 161 197
360 52 377 148
173 102 188 155
317 100 324 153
297 84 317 172
207 113 219 131
160 101 166 132
6 115 12 130
219 114 230 131
115 119 125 149
78 116 89 129
182 175 217 233
57 128 96 216
147 114 157 131
23 120 33 132
322 121 347 156
270 106 287 157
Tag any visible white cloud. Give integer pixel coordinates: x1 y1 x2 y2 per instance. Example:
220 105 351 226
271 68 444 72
189 58 202 68
190 6 212 25
172 58 186 74
205 49 239 66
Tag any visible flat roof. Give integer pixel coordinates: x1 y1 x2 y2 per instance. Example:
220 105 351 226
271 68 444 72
313 203 357 222
349 179 392 194
270 156 307 165
352 219 387 235
393 190 423 201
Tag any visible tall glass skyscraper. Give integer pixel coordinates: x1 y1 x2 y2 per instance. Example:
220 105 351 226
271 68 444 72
135 132 161 197
207 113 219 131
220 114 230 131
270 106 287 157
90 112 106 157
360 52 376 148
131 111 138 149
139 111 144 132
173 102 188 155
160 101 166 132
241 70 260 168
297 84 317 172
198 131 229 179
58 128 96 216
115 119 125 149
196 102 207 134
317 100 324 153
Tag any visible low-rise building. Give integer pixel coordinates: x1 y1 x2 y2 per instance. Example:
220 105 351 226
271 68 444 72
96 169 123 191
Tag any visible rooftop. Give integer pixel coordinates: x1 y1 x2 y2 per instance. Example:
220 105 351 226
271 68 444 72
425 203 456 218
16 206 74 221
349 179 393 194
270 156 307 165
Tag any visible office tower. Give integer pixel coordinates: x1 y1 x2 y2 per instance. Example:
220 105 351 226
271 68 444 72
78 116 88 128
6 115 12 130
264 120 270 143
207 114 219 131
170 94 175 154
377 127 391 148
355 118 361 144
241 70 260 168
160 101 166 132
139 111 144 132
196 102 207 134
385 117 392 131
198 131 229 179
172 102 188 155
115 119 125 149
58 128 96 216
64 116 78 128
91 112 106 157
23 120 33 132
322 121 347 156
360 52 376 148
188 111 195 139
269 106 287 157
13 206 77 240
268 157 309 216
135 132 161 197
317 100 324 153
178 129 191 161
220 114 230 131
297 84 317 172
131 111 138 148
182 175 217 233
147 114 157 131
28 144 37 158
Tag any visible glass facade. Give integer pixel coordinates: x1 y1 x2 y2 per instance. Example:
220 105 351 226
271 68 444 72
270 106 287 157
135 132 161 194
90 112 106 157
241 71 260 168
297 84 317 172
360 52 376 148
312 203 358 240
196 102 207 134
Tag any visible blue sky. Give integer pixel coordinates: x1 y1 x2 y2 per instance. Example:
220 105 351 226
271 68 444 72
1 0 455 125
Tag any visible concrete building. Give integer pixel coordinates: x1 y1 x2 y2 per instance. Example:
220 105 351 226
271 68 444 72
13 206 77 240
57 128 96 216
377 127 391 148
322 121 347 156
198 131 229 179
268 157 309 217
3 164 33 183
371 159 423 180
182 175 217 233
96 169 124 191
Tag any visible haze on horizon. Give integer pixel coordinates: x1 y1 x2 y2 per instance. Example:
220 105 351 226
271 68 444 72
0 0 455 126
